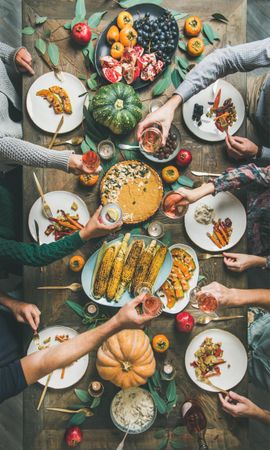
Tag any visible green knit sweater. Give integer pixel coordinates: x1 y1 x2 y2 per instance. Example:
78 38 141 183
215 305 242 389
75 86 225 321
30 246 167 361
0 185 85 269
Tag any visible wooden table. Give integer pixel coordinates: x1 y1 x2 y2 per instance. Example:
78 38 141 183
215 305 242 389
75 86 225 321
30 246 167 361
22 1 248 449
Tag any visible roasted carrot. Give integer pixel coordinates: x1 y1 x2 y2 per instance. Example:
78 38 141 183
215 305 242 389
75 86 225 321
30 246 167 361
60 368 65 379
207 232 222 248
66 215 83 230
214 112 229 121
57 220 78 231
213 229 226 247
213 88 221 110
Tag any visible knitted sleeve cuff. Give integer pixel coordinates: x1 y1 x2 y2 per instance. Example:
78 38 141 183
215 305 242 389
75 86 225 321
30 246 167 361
46 149 74 172
174 79 196 103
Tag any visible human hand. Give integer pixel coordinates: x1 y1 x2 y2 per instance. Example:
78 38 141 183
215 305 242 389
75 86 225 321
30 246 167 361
68 154 102 175
11 301 41 331
15 48 35 75
223 253 265 272
219 391 262 419
225 135 258 160
137 96 181 146
200 281 236 307
79 206 122 241
115 295 152 329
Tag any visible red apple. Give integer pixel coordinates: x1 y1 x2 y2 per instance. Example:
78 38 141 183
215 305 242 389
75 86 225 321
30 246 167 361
71 23 92 46
176 149 192 168
176 312 194 333
65 426 83 447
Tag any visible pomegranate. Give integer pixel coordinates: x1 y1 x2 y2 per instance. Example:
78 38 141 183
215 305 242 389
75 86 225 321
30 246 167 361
176 149 192 168
176 311 194 333
65 426 83 447
71 22 91 46
102 67 122 83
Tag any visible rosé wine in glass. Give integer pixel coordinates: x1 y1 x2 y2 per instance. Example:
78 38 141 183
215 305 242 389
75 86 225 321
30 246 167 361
162 191 188 219
82 150 100 172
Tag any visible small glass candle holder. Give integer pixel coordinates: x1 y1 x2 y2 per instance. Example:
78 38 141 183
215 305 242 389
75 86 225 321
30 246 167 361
84 302 99 319
88 380 104 398
149 99 164 113
97 140 116 160
161 191 189 219
147 221 165 239
160 360 176 381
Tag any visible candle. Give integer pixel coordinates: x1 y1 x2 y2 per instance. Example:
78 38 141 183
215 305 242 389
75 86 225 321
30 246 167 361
98 140 115 160
147 221 165 239
84 302 99 319
161 361 176 380
88 380 104 398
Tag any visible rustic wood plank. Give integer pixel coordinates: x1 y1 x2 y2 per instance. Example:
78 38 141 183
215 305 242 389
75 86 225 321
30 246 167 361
22 1 248 449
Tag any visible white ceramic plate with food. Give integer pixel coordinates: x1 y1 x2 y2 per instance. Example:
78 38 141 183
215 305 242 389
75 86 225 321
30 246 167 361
27 325 89 389
182 79 245 142
26 72 86 134
185 328 247 392
82 234 173 308
28 190 90 244
158 243 199 314
184 192 246 252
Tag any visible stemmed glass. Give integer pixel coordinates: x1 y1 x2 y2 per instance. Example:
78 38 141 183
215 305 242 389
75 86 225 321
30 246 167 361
134 282 164 317
190 281 218 315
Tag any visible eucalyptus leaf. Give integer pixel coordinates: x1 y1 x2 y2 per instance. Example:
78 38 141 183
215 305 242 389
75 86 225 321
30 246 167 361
78 73 87 80
85 133 97 150
175 55 189 70
87 40 95 65
71 14 85 29
75 388 92 403
75 0 86 19
44 29 51 38
35 38 46 55
178 41 187 52
157 438 169 450
203 37 210 46
175 64 186 81
81 139 89 153
166 380 176 403
169 10 189 21
151 391 167 414
35 15 47 25
64 22 72 30
202 23 215 44
68 411 86 426
212 12 229 23
198 274 206 283
194 55 204 63
155 429 166 439
88 11 107 28
22 26 35 35
120 0 162 7
152 370 162 389
87 73 98 90
171 68 181 89
152 66 172 97
161 230 172 247
90 397 101 408
65 299 85 318
173 426 183 436
91 32 98 40
170 441 185 449
48 42 59 66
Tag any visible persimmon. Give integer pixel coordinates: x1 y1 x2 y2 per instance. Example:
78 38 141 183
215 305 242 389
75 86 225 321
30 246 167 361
119 26 137 47
184 16 202 37
79 173 99 187
117 11 134 29
187 37 205 57
110 42 125 59
152 334 170 353
107 25 120 45
161 165 179 184
69 255 85 272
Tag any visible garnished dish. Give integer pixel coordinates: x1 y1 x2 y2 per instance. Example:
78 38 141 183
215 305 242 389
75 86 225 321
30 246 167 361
207 88 237 133
36 86 72 115
190 337 225 380
100 161 163 224
207 217 232 249
194 204 214 225
110 387 157 434
45 209 83 241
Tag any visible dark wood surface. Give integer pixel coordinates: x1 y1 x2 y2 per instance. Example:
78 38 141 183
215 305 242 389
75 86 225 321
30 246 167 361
22 1 248 449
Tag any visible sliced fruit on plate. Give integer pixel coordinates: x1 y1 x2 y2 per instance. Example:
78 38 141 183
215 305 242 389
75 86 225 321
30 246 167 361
102 66 122 83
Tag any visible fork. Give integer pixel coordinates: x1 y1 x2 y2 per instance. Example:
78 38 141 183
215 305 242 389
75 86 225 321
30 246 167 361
198 253 224 260
201 377 229 395
33 172 53 219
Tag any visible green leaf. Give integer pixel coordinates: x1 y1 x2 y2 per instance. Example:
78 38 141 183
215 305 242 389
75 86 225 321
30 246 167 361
171 68 181 89
81 139 89 153
170 441 185 449
193 55 204 63
198 274 206 283
151 391 167 415
35 15 47 25
175 55 189 70
161 230 172 247
144 326 154 340
85 133 97 151
71 15 85 29
177 175 194 188
68 412 86 426
203 37 210 46
75 0 86 19
178 41 187 52
88 11 107 28
70 404 85 409
211 12 229 23
43 29 51 38
87 40 95 65
64 22 72 30
78 73 87 80
175 62 186 81
75 388 92 403
65 299 85 318
173 427 183 436
47 42 59 66
202 23 215 44
155 429 166 439
35 38 46 55
169 10 189 21
90 397 101 408
91 32 98 40
157 438 169 450
87 73 98 90
152 66 172 97
120 0 162 7
151 370 162 389
166 380 177 403
22 26 35 35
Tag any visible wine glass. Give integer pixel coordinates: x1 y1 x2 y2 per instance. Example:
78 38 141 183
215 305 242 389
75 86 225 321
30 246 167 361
161 192 189 219
190 283 218 315
139 124 163 154
134 282 163 317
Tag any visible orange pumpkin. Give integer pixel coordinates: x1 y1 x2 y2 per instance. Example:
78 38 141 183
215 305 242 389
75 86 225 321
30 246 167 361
96 329 156 389
152 334 170 353
187 37 205 57
119 26 137 47
110 42 125 59
184 16 202 37
117 11 134 29
79 173 99 187
69 255 85 272
107 25 120 44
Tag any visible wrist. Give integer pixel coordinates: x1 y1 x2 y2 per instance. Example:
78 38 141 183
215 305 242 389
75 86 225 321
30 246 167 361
169 94 182 111
68 153 78 171
79 227 91 241
194 182 215 201
255 144 262 159
251 255 267 268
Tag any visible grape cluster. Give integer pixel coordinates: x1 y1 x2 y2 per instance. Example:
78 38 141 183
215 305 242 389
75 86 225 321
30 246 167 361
154 129 178 160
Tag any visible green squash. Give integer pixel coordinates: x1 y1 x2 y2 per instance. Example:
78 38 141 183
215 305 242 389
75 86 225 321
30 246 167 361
92 82 142 135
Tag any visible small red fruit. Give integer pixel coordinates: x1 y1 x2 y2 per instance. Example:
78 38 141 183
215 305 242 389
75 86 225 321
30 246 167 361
176 311 194 333
71 22 92 46
65 426 83 447
176 149 192 168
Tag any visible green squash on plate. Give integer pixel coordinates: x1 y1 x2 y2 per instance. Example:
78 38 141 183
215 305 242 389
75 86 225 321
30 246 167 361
92 82 142 135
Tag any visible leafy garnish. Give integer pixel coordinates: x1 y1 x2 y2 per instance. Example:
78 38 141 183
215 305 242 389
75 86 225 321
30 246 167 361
47 42 59 66
35 38 46 55
171 68 181 88
22 26 35 35
152 66 172 97
212 12 229 23
88 11 107 28
35 15 47 25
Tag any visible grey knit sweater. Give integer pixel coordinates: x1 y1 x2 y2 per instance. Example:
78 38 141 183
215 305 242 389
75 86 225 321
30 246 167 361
0 42 72 172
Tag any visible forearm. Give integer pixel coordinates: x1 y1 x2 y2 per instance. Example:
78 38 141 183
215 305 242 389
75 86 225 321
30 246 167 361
214 163 270 193
0 291 17 310
0 42 17 64
0 137 73 172
21 315 122 384
230 288 270 310
252 408 270 425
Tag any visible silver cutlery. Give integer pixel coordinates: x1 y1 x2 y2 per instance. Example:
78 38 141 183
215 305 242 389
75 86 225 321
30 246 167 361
196 315 244 325
198 253 224 260
37 283 82 292
48 116 65 149
191 170 222 177
53 136 84 146
118 143 140 150
33 172 53 219
34 219 44 273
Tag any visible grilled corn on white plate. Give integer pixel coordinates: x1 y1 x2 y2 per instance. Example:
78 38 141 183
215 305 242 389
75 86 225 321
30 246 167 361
81 234 173 307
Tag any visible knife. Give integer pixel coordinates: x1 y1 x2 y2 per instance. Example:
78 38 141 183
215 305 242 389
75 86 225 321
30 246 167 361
191 170 222 177
48 116 65 149
34 220 40 244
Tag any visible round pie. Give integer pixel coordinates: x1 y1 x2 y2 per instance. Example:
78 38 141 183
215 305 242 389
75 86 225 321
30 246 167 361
100 160 163 224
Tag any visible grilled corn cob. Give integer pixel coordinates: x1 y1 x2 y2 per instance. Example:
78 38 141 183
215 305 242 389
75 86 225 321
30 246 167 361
93 245 117 298
131 240 157 293
115 240 144 301
107 234 130 301
147 245 167 288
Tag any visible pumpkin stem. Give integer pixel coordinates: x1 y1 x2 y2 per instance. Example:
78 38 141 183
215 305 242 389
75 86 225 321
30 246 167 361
114 99 124 110
121 360 132 372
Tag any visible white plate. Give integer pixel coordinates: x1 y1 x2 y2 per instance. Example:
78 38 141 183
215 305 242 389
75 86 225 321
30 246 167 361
184 192 246 252
26 72 86 134
185 328 247 392
28 190 90 244
158 243 199 314
182 79 245 142
27 325 89 389
81 234 173 308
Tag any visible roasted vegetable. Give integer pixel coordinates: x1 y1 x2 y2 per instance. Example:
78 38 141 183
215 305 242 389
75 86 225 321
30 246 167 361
131 240 157 293
36 89 63 114
115 240 144 301
107 234 130 301
147 246 167 288
93 246 117 298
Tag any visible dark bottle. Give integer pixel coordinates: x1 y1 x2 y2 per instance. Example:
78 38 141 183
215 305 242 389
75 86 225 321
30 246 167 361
181 400 208 450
